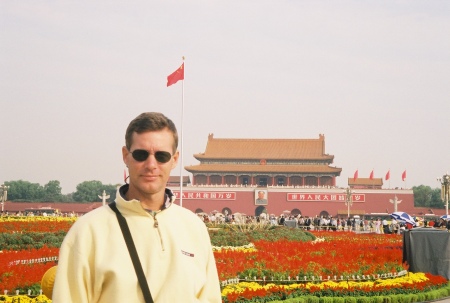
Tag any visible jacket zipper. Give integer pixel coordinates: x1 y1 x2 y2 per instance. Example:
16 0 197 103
151 213 165 251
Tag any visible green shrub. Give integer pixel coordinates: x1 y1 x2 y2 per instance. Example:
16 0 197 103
303 296 320 303
437 287 449 298
416 293 425 302
389 294 401 303
425 290 438 300
408 294 418 303
401 294 413 303
0 231 66 250
370 296 384 303
209 226 315 247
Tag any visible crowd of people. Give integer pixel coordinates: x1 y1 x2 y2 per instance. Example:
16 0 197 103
199 212 450 234
3 207 450 235
0 210 78 217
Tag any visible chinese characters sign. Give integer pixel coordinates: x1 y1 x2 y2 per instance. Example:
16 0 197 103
173 191 236 200
287 193 365 202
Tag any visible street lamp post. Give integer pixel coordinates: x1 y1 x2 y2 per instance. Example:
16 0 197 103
437 173 450 216
1 184 10 213
344 187 353 218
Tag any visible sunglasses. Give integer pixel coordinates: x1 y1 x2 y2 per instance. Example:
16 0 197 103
130 149 173 163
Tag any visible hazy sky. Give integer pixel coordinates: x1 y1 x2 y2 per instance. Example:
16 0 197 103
1 1 449 194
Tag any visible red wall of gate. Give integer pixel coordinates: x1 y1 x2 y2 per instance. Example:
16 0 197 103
171 187 425 218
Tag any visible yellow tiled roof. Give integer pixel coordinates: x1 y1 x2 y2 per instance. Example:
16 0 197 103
185 164 342 174
348 178 383 186
193 134 333 160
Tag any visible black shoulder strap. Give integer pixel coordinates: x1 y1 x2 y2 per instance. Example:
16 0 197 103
109 202 154 303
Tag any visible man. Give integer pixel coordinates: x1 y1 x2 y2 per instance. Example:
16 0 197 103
304 216 311 230
53 112 222 302
382 218 390 234
255 190 267 205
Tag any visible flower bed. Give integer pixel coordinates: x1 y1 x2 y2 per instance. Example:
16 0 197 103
221 272 449 302
1 218 449 302
0 217 75 234
214 229 450 302
214 230 406 280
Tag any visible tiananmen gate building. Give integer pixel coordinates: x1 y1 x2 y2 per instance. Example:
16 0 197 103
167 134 436 219
185 133 341 187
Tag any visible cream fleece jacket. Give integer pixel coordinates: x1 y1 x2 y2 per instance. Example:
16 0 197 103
52 187 222 303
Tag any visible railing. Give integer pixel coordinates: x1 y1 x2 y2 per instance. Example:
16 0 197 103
221 270 408 287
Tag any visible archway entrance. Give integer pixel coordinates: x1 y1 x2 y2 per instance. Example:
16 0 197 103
255 205 267 217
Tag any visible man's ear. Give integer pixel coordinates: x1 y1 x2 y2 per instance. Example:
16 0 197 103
171 150 180 169
122 146 130 166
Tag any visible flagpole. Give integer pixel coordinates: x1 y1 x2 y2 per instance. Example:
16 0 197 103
179 57 185 207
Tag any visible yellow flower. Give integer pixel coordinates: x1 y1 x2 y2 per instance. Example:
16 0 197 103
221 272 430 296
212 243 257 252
0 295 51 303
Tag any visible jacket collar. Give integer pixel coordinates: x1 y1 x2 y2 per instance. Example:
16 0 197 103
117 184 175 210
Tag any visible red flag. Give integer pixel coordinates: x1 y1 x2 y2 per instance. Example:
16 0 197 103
353 170 358 181
369 170 374 180
402 170 407 181
385 170 390 181
167 63 184 87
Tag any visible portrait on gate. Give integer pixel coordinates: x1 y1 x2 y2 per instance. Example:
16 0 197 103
255 189 268 205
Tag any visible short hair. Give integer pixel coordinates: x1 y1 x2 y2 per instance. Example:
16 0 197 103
125 112 178 152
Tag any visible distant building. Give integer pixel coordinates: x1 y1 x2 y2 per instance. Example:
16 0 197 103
167 176 190 187
185 133 342 187
348 178 383 189
166 134 435 218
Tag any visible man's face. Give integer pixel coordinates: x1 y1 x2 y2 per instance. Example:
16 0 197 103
122 129 178 199
258 192 265 199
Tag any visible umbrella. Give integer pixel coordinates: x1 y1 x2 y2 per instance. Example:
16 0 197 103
390 212 416 226
440 215 450 220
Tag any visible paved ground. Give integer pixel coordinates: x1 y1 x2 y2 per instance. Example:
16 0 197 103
426 297 450 303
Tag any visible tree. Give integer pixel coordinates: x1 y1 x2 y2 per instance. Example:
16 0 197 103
413 185 432 207
3 179 117 202
73 180 104 202
413 185 444 209
431 188 445 208
5 180 44 201
73 181 118 203
42 180 63 202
